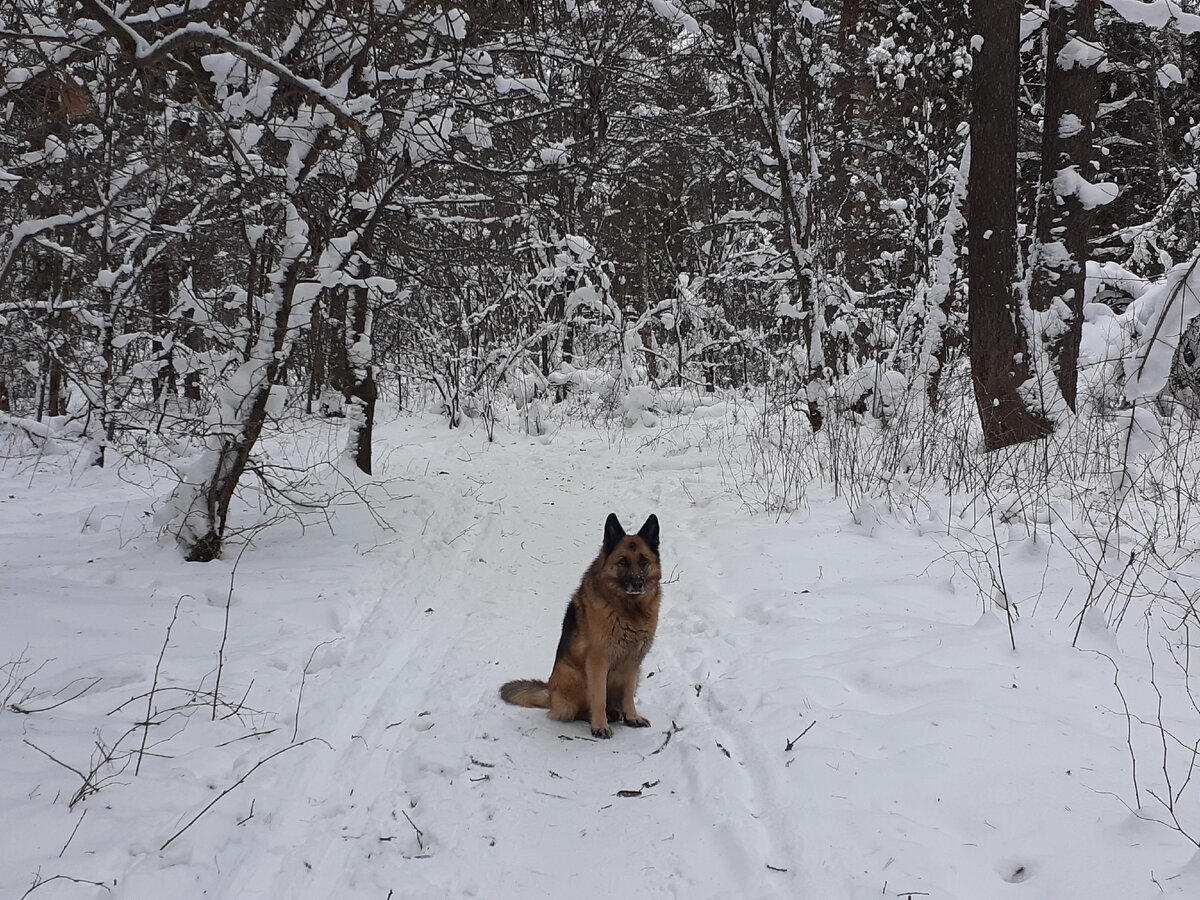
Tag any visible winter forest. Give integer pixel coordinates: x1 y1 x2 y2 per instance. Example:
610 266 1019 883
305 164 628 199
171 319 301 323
4 0 1200 897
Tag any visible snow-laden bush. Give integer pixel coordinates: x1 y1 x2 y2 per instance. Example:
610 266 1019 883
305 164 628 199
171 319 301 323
834 363 908 423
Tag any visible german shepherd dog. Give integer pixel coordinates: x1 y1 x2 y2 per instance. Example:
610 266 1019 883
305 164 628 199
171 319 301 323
501 513 661 739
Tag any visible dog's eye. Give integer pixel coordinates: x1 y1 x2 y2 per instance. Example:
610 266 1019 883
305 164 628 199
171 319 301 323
638 556 648 568
616 558 629 569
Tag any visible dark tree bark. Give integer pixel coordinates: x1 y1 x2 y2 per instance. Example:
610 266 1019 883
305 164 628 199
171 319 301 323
1028 0 1102 412
825 0 869 282
968 0 1053 450
147 256 172 403
180 308 203 403
325 285 350 416
345 272 376 475
305 296 326 414
348 364 377 474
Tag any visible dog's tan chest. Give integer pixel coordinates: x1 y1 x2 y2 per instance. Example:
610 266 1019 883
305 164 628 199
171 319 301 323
605 605 657 664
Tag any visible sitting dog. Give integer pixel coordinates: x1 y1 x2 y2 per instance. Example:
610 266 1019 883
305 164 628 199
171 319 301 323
501 513 661 739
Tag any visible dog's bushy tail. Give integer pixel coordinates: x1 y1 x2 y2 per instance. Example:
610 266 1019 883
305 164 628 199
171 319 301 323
500 679 550 708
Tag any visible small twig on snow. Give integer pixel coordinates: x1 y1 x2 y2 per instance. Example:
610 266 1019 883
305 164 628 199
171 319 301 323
58 809 87 858
649 720 682 756
10 675 100 714
293 639 339 742
22 872 112 898
238 799 256 826
23 739 89 786
785 720 816 751
138 597 184 775
401 809 425 852
214 542 252 721
160 738 327 851
1085 649 1141 808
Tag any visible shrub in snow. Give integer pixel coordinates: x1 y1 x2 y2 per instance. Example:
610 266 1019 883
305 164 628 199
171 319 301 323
621 384 659 428
1124 257 1200 400
506 370 544 409
1074 257 1200 421
547 363 617 414
1165 320 1200 419
655 387 725 416
1077 302 1134 413
506 371 548 436
318 387 346 418
1120 256 1200 433
0 413 67 456
521 399 547 436
835 364 908 423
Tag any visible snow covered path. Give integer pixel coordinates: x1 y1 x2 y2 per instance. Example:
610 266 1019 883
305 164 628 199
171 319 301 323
3 413 1198 899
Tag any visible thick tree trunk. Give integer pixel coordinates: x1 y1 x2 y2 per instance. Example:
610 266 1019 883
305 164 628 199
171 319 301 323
968 0 1053 450
184 379 278 562
1028 0 1101 412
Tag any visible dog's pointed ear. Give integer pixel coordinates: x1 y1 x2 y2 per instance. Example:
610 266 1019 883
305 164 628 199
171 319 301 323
637 514 660 554
603 513 626 555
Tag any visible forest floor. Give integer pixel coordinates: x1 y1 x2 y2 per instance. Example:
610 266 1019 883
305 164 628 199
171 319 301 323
2 405 1198 899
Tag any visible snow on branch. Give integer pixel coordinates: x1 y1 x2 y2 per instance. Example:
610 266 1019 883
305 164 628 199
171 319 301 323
1123 253 1200 401
77 0 370 128
1054 166 1119 209
1114 255 1200 468
648 0 700 34
0 412 66 453
1101 0 1200 33
1057 37 1107 70
0 204 118 291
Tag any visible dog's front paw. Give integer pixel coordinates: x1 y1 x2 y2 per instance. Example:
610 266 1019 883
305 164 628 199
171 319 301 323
591 725 613 739
624 715 650 728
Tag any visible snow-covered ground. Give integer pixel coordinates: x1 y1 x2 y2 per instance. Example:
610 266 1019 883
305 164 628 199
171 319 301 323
2 407 1198 899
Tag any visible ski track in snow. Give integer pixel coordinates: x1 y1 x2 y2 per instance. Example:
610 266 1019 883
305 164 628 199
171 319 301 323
3 413 1199 899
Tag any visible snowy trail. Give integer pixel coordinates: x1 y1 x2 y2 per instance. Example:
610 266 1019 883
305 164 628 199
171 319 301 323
5 413 1199 899
138 423 775 899
182 465 520 898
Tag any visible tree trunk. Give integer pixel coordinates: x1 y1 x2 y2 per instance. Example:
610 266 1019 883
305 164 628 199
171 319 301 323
183 378 278 562
968 0 1053 450
1028 0 1101 412
345 272 376 475
167 203 313 561
920 140 969 411
181 306 204 402
825 0 870 285
306 294 325 414
638 230 658 382
749 1 825 430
